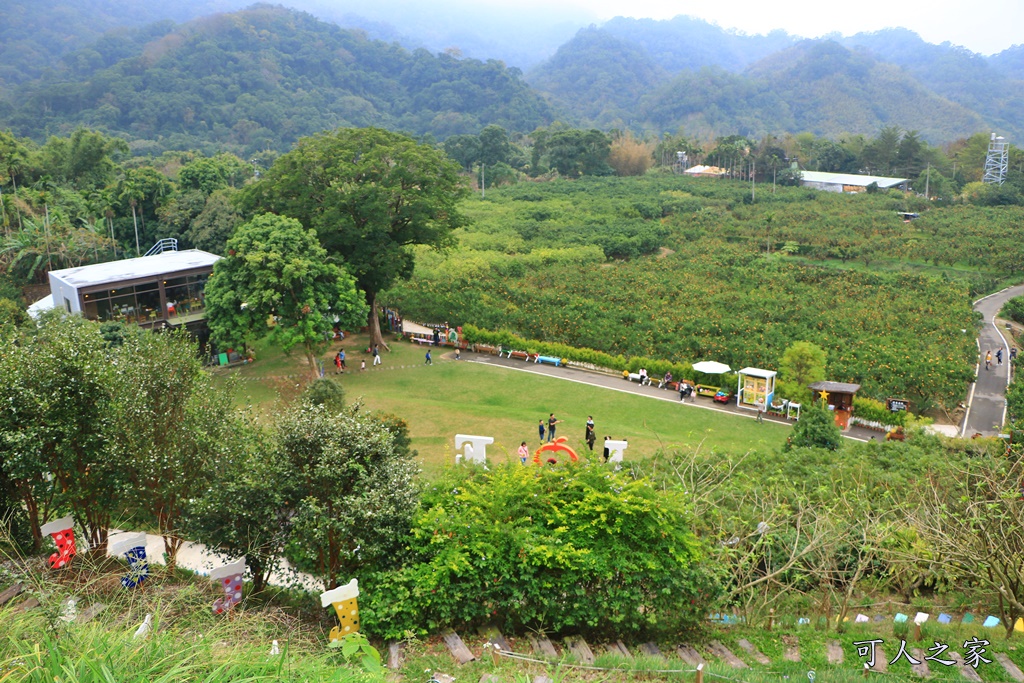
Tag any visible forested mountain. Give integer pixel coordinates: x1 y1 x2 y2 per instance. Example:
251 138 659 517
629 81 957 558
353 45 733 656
527 29 668 129
0 0 243 88
836 29 1024 138
741 41 987 142
0 5 553 156
529 22 1015 143
990 45 1024 80
600 16 798 73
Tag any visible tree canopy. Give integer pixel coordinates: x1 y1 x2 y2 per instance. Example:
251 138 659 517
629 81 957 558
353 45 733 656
204 213 367 377
241 127 467 347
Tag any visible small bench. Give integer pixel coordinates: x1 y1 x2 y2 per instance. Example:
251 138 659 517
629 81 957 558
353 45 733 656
695 384 720 397
503 350 532 361
410 336 433 345
535 355 562 366
473 344 499 355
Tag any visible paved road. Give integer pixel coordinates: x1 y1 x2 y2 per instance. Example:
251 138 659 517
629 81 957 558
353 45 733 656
465 352 880 442
963 285 1024 436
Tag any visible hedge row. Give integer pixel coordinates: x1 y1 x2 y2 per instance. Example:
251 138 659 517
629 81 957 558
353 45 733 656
461 323 700 382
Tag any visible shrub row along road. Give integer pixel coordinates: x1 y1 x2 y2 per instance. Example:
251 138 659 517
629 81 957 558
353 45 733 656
964 284 1024 437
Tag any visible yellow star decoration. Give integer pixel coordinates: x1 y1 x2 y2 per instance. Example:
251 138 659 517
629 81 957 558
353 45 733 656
818 389 830 404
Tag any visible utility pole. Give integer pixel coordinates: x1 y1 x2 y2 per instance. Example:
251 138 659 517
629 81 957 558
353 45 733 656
481 163 485 199
924 162 930 199
751 161 755 202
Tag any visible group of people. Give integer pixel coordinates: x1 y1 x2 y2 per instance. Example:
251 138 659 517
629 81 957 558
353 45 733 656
516 414 618 464
984 347 1017 371
333 343 383 373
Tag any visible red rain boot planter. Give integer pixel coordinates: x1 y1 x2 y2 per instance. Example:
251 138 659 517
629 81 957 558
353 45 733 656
211 559 246 615
40 516 77 569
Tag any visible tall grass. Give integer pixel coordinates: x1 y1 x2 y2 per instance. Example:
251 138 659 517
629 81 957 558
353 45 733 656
0 549 382 683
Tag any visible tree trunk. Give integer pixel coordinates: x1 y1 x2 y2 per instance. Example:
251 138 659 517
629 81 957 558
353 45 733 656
21 487 42 552
305 346 320 381
131 204 140 256
366 290 389 351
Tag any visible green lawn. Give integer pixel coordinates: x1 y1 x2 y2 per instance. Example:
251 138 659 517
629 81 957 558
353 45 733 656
214 334 790 474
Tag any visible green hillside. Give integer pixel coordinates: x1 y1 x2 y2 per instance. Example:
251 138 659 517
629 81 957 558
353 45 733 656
0 5 553 155
533 36 987 143
526 28 668 128
0 0 241 89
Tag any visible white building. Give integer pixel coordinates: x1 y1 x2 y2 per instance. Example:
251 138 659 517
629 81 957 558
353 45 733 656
47 249 220 329
799 171 907 193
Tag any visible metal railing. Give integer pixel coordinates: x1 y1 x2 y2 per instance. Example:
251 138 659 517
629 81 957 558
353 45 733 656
144 238 178 256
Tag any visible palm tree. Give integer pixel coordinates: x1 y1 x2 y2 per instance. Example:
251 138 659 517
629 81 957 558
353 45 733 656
118 173 144 256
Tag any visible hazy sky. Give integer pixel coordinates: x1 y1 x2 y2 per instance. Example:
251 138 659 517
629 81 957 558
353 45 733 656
548 0 1024 55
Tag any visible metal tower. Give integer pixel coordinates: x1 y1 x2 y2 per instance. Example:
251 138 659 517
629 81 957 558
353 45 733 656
983 132 1008 185
674 151 688 174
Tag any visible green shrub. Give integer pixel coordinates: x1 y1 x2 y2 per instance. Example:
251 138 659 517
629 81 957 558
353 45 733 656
362 461 721 639
1003 296 1024 325
853 396 905 427
785 401 843 451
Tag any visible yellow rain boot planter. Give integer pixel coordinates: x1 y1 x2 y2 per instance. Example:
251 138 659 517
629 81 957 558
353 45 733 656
320 579 359 641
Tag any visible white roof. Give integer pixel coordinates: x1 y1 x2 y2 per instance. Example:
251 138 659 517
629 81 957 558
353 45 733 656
738 367 777 379
799 171 907 188
684 165 728 175
27 294 55 319
49 250 221 289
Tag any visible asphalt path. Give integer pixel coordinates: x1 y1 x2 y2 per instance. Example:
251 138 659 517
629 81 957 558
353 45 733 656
963 284 1024 436
464 351 880 442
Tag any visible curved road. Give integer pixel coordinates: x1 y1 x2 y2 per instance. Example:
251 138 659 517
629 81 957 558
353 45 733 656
963 285 1024 437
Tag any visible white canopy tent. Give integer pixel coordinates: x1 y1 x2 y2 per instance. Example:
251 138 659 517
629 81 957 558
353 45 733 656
691 360 732 375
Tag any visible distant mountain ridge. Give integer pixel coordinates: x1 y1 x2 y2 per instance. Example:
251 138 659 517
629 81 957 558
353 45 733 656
2 1 1023 148
528 20 1024 143
0 5 553 155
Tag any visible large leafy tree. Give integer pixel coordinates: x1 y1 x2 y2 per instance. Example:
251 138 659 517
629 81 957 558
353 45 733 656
280 403 419 591
205 213 367 378
0 313 120 551
184 417 292 593
108 328 234 569
242 127 467 349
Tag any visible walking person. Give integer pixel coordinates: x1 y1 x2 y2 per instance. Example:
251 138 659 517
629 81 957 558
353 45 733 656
585 416 596 451
424 349 432 365
547 413 560 442
997 348 1004 365
455 347 461 360
538 419 546 444
1012 347 1019 361
985 350 992 371
679 382 687 402
756 397 765 424
360 359 366 372
334 351 343 374
372 344 381 366
518 441 530 465
339 349 346 372
602 436 611 463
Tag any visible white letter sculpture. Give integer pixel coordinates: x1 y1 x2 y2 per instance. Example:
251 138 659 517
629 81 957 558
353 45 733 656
454 434 494 464
605 440 628 463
